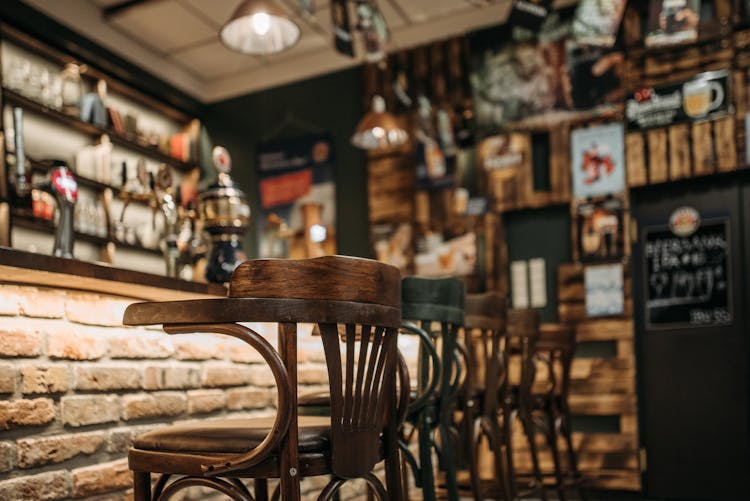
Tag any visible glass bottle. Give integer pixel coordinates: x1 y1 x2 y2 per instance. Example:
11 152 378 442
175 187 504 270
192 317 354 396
60 63 83 115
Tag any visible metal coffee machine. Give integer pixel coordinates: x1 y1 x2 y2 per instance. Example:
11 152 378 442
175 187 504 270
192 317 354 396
199 146 250 283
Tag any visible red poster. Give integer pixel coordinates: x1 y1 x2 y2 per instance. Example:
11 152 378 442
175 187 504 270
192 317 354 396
259 169 313 209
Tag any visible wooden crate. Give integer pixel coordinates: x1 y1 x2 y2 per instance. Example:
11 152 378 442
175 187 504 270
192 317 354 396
555 264 641 491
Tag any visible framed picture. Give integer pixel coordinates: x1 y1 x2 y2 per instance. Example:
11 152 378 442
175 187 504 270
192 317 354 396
575 196 626 262
571 122 626 198
645 0 701 47
573 0 627 47
585 263 625 317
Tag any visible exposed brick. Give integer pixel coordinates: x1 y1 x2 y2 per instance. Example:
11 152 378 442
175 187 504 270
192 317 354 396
65 292 130 327
75 365 142 391
17 431 105 469
246 364 276 387
173 334 225 360
0 470 69 500
61 395 119 427
108 329 173 359
47 325 107 360
298 364 328 385
0 364 15 393
108 425 161 453
121 392 186 421
71 458 131 498
0 319 44 357
17 286 66 318
20 365 68 394
202 364 254 387
226 387 274 410
187 389 227 414
0 284 21 315
0 398 55 429
0 441 15 472
298 340 326 364
143 364 200 390
227 340 264 364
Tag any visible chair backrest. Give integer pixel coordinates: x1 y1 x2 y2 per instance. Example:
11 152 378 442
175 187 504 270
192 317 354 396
400 276 465 399
506 309 541 407
464 292 506 416
232 256 402 479
537 323 576 400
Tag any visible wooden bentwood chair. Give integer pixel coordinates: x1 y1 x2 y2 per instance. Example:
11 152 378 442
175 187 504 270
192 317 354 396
455 292 514 501
122 256 406 501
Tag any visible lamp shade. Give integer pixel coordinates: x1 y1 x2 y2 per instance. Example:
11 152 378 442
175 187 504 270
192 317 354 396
220 0 300 55
351 95 409 150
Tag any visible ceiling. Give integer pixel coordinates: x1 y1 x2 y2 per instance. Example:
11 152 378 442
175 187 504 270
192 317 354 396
23 0 525 103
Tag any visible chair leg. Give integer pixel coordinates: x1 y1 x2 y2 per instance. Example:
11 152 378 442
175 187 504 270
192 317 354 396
486 418 513 501
522 415 548 501
464 405 482 501
255 479 269 501
504 407 518 500
561 411 586 501
545 419 567 501
438 413 460 500
133 471 151 501
418 411 437 501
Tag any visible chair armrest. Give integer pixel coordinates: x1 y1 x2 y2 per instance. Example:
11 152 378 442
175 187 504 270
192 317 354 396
163 322 292 476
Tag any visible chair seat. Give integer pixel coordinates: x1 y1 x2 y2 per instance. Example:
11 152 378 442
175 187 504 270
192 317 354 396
133 416 331 455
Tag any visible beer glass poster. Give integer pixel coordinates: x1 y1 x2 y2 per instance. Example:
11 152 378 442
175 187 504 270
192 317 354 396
570 122 626 199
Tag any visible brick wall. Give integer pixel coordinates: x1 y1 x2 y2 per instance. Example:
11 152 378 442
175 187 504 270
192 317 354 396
0 283 378 501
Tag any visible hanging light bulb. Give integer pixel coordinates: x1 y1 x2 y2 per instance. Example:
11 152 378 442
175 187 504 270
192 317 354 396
220 0 300 55
351 95 409 150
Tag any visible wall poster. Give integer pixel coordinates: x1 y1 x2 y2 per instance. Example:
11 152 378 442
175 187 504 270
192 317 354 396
571 122 626 198
256 133 336 258
643 217 731 329
585 263 625 317
575 196 625 262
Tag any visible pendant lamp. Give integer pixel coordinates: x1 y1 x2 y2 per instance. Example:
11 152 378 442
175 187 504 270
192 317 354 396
351 95 409 150
220 0 300 55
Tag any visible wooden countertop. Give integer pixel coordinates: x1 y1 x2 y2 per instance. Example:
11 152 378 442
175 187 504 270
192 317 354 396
0 246 226 301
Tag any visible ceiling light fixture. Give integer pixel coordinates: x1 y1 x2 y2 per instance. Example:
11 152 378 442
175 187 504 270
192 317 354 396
351 95 409 150
220 0 300 55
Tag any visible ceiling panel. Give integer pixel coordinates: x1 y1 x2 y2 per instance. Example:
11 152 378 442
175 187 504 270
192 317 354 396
109 0 216 53
180 0 242 28
171 40 263 78
399 0 474 22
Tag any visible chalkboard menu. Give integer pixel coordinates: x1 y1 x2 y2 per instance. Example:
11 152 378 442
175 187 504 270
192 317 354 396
644 219 731 329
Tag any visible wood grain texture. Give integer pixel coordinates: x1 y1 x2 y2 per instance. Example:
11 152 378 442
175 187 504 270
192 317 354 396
692 121 715 176
668 124 691 180
647 128 668 184
625 132 647 187
229 256 401 309
714 116 737 172
465 292 506 331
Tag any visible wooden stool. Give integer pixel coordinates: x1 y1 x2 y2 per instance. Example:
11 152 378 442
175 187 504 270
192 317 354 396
399 276 465 501
456 292 514 501
122 256 405 501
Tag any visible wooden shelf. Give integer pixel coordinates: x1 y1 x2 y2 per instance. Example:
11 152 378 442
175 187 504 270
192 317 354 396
11 212 162 256
2 88 197 172
28 158 113 192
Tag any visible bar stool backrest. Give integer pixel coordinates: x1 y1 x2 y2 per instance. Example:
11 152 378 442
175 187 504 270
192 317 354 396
506 309 541 409
464 292 506 416
230 256 403 479
537 323 576 400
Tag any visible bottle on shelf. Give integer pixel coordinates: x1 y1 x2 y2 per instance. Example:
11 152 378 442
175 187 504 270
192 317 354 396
10 107 32 216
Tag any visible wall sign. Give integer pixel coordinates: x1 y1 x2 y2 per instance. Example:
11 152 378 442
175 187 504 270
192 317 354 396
585 263 624 317
644 218 731 329
570 122 626 198
626 70 730 130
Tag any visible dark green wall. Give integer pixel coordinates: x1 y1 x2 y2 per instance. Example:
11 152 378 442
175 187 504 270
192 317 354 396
203 68 369 258
504 205 571 322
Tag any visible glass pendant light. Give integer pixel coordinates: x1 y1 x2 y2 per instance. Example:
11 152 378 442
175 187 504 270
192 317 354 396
351 95 409 150
220 0 300 55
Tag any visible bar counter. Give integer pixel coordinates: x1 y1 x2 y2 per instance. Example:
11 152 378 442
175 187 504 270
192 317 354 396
0 247 349 500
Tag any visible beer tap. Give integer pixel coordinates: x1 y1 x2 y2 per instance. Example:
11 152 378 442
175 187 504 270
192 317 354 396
34 160 78 258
